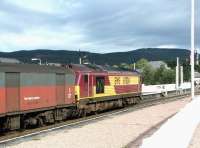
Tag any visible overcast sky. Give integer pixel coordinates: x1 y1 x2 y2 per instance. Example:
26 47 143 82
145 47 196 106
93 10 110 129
0 0 199 53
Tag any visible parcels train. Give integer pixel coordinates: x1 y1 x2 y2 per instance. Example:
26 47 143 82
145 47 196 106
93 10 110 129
0 63 142 130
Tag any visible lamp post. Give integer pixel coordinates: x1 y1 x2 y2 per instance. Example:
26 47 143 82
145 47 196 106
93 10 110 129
191 0 195 99
176 57 179 90
31 58 42 65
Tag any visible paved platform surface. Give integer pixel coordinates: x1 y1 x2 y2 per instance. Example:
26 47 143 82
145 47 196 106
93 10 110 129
188 123 200 148
140 96 200 148
5 98 190 148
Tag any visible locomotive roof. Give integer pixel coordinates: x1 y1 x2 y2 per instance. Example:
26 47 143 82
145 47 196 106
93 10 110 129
69 64 95 72
70 64 140 75
0 63 73 74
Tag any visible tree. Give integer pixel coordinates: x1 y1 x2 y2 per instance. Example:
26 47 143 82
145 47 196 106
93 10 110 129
153 64 165 84
136 58 149 70
113 65 119 68
166 60 191 82
142 64 155 85
182 61 191 81
153 64 175 84
162 69 175 84
114 58 176 85
119 63 130 70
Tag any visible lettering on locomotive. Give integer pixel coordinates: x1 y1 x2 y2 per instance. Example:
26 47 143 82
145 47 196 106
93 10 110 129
24 96 40 101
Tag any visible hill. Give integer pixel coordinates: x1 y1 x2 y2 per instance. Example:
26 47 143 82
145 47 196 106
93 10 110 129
0 48 191 65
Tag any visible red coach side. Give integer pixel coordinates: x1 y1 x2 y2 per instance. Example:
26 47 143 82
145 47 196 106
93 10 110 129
0 73 6 115
0 63 76 130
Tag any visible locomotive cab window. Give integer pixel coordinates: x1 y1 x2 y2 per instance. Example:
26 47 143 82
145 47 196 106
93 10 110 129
96 77 105 94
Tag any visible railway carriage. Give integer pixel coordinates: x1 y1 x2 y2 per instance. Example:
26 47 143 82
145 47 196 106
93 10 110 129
0 63 76 130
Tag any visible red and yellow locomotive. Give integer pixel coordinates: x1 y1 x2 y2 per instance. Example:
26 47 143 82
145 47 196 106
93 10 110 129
71 64 142 113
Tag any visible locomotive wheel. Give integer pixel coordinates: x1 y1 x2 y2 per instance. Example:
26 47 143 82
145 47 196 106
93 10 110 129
37 118 44 127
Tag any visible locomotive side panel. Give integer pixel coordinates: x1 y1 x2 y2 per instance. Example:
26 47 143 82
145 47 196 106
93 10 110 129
5 72 20 113
0 73 6 115
20 73 56 111
79 74 93 98
80 74 87 98
76 73 110 100
110 75 140 94
76 73 141 100
92 74 115 98
79 74 86 98
92 75 141 98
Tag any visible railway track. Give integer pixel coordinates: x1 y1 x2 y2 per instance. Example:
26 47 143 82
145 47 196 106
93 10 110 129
0 91 192 146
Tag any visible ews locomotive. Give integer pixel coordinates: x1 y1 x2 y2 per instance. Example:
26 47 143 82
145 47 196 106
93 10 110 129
0 63 141 131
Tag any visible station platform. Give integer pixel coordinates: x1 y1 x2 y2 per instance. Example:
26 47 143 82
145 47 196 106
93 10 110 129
140 96 200 148
5 96 190 148
188 123 200 148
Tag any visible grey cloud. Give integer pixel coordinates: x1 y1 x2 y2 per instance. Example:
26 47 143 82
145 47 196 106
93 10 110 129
0 0 199 52
0 0 70 33
68 0 193 50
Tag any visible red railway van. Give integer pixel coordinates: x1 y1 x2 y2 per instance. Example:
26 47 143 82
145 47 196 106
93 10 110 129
0 63 76 129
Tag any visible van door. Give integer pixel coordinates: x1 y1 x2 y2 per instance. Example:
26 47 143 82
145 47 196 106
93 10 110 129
6 72 20 112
